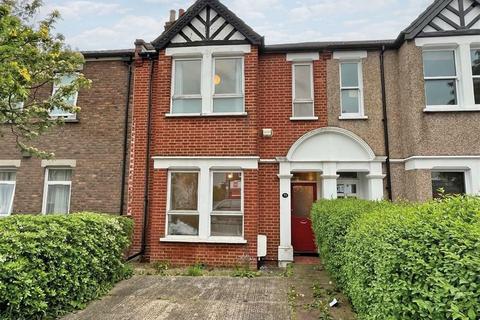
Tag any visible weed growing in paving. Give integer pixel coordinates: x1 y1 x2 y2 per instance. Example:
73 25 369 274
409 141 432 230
282 263 294 278
231 266 261 278
184 263 205 276
153 261 170 275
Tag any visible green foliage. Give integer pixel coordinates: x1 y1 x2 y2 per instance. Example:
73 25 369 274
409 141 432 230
0 0 91 158
152 261 170 276
311 196 480 320
0 212 133 319
184 263 205 277
231 265 261 278
311 199 393 289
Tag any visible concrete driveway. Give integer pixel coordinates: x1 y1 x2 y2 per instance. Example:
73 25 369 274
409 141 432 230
63 276 290 320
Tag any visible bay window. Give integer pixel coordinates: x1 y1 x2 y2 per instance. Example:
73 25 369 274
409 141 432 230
423 50 458 107
167 171 199 236
292 63 315 118
340 61 364 117
43 168 72 214
0 171 16 216
172 59 202 114
211 172 243 237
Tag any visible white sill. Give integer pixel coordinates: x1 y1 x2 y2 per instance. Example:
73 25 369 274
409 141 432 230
165 112 248 118
424 106 480 112
339 115 368 120
160 236 247 244
290 116 319 121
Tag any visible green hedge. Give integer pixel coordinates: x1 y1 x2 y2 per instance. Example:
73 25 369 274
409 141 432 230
312 197 480 320
311 199 393 289
0 213 133 319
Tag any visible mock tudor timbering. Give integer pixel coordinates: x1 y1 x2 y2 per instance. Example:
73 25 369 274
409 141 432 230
2 0 480 267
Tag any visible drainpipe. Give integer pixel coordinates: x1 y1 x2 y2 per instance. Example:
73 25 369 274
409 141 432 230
127 53 156 261
120 57 133 215
380 46 393 200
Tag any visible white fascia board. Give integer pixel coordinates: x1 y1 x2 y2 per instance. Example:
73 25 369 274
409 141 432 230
41 160 77 168
153 156 259 170
333 51 367 60
165 44 251 57
286 52 320 62
0 160 21 168
415 35 480 47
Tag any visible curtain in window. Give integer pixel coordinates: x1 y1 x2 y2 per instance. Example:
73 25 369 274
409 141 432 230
46 185 70 214
0 184 14 215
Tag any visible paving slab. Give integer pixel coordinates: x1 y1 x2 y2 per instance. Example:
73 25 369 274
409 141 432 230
63 276 290 320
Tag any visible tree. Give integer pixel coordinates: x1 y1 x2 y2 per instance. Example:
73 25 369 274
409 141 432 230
0 0 90 158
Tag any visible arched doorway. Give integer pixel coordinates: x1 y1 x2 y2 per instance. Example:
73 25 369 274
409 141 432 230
277 127 386 266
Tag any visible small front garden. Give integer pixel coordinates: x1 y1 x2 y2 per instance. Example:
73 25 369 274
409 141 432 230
311 196 480 320
0 213 133 320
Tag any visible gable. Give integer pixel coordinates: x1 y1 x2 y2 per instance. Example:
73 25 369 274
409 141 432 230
405 0 480 40
171 7 246 44
152 0 262 49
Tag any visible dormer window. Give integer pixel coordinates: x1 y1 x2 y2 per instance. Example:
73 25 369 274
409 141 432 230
167 45 249 117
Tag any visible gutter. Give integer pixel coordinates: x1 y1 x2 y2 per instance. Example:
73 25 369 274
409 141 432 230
127 52 157 261
380 46 393 200
120 57 133 215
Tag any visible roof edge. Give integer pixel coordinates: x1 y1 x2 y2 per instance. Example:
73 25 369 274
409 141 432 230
81 49 134 59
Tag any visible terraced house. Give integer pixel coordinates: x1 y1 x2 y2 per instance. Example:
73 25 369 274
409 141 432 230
2 0 480 267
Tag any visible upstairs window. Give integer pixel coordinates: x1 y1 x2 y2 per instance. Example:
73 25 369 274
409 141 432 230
213 57 244 113
51 74 78 119
471 49 480 104
340 61 364 117
172 59 202 114
0 171 16 216
292 63 314 118
169 48 246 116
423 50 458 107
43 168 72 214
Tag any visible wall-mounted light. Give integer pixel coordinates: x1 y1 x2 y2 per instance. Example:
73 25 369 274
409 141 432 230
214 74 221 85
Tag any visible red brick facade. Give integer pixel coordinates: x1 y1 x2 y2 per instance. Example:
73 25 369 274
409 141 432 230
127 45 330 266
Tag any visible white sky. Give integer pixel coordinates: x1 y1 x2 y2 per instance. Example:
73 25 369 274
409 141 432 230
42 0 434 50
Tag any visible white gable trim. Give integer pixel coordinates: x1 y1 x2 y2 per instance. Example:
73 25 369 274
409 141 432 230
165 44 251 57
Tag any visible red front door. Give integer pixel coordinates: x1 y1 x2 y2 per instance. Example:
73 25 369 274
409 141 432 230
291 183 317 254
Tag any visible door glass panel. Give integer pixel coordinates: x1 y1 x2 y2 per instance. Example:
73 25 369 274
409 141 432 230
292 185 315 218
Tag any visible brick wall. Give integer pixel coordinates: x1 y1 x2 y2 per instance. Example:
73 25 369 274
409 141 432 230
1 59 132 215
127 45 332 266
258 53 329 159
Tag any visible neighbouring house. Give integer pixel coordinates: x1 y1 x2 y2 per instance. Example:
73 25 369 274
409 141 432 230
1 0 480 267
0 50 134 216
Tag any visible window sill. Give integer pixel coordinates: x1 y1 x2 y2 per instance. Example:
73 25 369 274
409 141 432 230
160 236 247 244
339 115 368 120
165 112 248 118
290 116 319 121
50 117 79 123
423 106 480 113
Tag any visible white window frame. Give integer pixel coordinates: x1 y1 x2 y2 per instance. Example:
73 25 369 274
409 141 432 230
470 46 480 105
50 75 78 120
170 58 203 116
210 170 244 239
42 168 73 215
211 56 245 115
166 170 201 237
0 169 16 217
422 48 461 110
416 36 480 112
166 45 250 117
339 60 366 119
291 62 316 120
